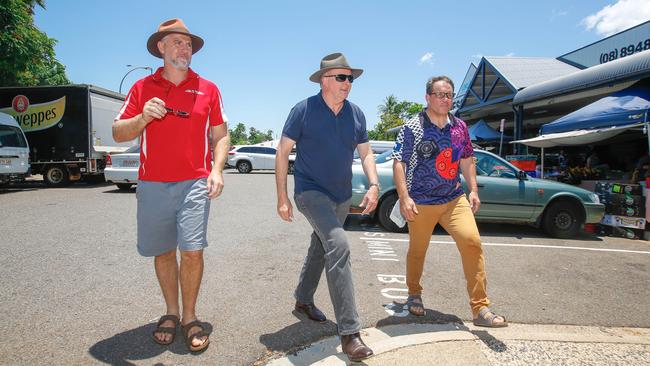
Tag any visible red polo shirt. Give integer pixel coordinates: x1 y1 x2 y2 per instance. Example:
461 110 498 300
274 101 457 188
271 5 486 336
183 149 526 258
115 67 226 182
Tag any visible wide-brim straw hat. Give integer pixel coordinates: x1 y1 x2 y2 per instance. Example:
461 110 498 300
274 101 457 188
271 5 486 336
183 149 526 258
147 18 204 58
309 52 363 83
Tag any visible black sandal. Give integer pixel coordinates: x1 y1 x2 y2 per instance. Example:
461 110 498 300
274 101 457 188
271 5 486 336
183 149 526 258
182 320 210 352
151 314 180 345
407 295 425 317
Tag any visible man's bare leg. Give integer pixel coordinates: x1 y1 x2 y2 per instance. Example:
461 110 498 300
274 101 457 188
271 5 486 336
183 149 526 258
180 249 207 347
153 249 180 343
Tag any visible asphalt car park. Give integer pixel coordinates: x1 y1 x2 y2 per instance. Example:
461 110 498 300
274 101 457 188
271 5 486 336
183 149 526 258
1 171 648 365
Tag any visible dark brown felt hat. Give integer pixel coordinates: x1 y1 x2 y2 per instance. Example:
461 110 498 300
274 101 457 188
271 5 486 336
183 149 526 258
147 18 204 58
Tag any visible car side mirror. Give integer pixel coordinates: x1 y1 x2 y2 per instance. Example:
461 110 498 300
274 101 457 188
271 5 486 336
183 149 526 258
517 170 528 180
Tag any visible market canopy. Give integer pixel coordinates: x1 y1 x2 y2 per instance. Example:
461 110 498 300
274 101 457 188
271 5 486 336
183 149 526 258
512 86 650 148
540 87 650 135
468 119 513 142
510 123 643 148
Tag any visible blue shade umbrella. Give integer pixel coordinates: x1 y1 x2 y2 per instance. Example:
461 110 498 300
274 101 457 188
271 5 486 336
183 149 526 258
540 87 650 135
468 120 513 142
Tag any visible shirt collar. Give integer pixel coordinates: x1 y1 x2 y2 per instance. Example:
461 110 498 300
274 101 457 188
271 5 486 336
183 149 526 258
151 67 199 86
420 110 453 129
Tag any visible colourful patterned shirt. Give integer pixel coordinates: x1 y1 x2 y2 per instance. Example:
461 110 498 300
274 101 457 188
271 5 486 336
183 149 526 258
392 111 473 205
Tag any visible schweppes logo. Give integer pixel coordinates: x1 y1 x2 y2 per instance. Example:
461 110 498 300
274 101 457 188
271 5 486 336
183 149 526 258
0 95 66 132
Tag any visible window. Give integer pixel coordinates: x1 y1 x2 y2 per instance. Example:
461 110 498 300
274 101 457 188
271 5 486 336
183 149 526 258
475 152 516 178
237 147 254 153
0 126 27 148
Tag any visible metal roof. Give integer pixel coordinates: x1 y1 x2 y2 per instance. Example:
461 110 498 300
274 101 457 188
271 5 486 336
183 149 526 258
513 50 650 105
484 56 579 90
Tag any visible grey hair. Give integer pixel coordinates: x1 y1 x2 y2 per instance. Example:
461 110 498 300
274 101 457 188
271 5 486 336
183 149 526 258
426 76 454 94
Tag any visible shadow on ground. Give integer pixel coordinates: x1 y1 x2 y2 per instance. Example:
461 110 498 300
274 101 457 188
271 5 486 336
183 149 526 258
88 321 213 365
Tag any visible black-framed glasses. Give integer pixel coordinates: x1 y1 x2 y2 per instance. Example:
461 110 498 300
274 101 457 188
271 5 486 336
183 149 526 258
323 74 354 83
429 91 455 100
165 107 190 118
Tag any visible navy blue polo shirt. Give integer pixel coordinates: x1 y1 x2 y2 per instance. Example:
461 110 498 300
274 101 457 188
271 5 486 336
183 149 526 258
282 92 369 203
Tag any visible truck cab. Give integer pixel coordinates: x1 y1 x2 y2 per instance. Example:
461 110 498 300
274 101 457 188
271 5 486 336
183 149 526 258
0 112 30 184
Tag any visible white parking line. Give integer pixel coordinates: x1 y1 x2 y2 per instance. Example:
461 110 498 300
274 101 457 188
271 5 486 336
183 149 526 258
359 237 650 255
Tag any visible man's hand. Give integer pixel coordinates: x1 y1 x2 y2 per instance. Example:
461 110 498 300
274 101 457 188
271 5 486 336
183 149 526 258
360 185 379 214
277 197 293 222
400 195 419 221
206 170 224 199
468 191 481 214
142 97 167 123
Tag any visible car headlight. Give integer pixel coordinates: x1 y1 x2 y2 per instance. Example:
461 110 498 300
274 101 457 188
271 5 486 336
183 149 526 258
588 193 599 204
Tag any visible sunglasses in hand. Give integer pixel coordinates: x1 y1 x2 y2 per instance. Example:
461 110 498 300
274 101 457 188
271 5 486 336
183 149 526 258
323 74 354 83
165 107 190 118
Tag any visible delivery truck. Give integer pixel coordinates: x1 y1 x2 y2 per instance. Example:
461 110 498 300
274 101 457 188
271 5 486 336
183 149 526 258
0 85 136 186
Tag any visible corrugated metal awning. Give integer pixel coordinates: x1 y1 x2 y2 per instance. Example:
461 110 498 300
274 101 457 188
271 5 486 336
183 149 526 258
513 51 650 106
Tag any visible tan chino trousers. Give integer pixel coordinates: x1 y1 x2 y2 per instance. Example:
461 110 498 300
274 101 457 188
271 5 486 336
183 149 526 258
406 195 490 317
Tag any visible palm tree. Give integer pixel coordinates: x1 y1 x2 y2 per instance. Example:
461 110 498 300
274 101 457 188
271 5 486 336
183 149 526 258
378 95 399 116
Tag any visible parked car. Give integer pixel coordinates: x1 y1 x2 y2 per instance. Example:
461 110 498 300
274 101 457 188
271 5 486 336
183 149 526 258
0 112 30 185
227 145 295 173
104 145 140 190
349 149 605 238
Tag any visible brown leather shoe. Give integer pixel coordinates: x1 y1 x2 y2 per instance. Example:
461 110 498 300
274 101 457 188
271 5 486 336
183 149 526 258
341 332 373 362
294 301 326 322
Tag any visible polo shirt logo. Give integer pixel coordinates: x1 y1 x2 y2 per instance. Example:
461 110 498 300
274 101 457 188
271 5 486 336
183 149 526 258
185 89 204 95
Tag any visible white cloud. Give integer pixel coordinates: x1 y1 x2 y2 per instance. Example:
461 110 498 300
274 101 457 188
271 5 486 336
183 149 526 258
418 52 434 66
550 9 569 22
504 52 515 57
582 0 650 36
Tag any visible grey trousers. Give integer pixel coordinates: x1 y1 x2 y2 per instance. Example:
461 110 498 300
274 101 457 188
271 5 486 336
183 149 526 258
293 190 361 336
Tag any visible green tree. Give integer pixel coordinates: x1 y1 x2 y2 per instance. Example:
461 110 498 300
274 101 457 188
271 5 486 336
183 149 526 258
0 0 70 86
228 122 248 145
369 95 423 140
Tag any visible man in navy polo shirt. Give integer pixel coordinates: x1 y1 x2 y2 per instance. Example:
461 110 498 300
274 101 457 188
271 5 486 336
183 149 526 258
275 52 378 362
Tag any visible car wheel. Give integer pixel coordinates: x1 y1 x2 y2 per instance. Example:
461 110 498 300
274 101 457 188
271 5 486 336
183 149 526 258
542 201 583 239
116 183 133 191
237 160 252 173
378 192 408 233
288 162 295 175
44 165 71 187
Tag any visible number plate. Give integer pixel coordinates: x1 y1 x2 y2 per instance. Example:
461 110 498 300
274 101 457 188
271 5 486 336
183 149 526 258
122 160 139 167
0 159 11 166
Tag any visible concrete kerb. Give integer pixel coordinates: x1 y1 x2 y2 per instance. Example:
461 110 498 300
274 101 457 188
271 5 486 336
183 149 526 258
263 322 650 365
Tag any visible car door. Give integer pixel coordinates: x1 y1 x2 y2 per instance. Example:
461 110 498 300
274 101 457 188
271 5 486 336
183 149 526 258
463 151 538 220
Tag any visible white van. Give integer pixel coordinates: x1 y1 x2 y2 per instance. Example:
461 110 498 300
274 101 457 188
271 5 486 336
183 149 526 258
0 112 30 184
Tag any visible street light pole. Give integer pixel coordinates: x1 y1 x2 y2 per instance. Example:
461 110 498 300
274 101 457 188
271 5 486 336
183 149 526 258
119 65 153 94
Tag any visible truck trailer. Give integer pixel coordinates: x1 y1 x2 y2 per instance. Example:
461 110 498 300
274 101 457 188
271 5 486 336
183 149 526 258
0 85 136 186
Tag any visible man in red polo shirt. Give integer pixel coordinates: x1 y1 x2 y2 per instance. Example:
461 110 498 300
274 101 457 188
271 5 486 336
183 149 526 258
113 18 229 352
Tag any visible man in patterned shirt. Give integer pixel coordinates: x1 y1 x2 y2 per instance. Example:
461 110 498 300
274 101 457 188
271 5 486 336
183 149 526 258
392 76 507 327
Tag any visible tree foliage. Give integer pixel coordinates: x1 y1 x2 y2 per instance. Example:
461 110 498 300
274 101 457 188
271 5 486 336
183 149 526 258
0 0 70 86
228 122 274 145
369 95 423 140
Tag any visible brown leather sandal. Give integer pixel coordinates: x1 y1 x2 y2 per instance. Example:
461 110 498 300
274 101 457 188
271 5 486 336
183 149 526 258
151 314 180 345
182 320 210 352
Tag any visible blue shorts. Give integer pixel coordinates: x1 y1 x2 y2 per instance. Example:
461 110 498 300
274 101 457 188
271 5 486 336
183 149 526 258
136 179 210 257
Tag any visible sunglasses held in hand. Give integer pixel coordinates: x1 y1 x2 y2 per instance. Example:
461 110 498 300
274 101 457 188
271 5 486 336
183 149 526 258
323 74 354 83
165 107 190 118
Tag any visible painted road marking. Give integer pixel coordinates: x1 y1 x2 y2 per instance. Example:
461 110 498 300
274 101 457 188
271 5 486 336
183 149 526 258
360 237 650 255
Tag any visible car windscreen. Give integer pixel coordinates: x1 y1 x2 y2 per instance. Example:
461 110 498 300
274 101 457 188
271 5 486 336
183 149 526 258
125 145 140 153
0 125 27 148
375 150 394 164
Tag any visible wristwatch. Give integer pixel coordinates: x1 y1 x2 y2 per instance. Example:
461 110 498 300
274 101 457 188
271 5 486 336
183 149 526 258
369 182 381 190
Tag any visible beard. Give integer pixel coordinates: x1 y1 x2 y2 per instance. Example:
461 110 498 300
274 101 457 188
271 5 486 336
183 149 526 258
169 55 191 71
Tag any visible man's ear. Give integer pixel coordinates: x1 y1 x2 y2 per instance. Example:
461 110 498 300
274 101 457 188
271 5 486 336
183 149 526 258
157 40 165 56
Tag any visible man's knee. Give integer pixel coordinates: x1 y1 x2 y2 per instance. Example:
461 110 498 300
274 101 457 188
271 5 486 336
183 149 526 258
180 249 204 263
326 229 351 259
155 248 177 262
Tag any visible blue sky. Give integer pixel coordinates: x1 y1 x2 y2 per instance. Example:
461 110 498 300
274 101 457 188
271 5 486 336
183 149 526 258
34 0 649 136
